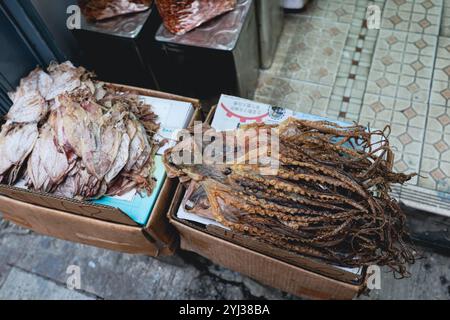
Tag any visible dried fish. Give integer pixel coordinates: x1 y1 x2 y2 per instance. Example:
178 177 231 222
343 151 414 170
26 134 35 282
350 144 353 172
44 61 86 102
54 161 105 200
6 68 49 124
1 62 161 201
27 125 72 192
105 124 130 184
0 123 39 184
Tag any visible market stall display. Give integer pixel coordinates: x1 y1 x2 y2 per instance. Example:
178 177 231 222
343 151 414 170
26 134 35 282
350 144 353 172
155 0 237 35
164 109 416 278
79 0 152 21
0 62 161 200
0 68 201 256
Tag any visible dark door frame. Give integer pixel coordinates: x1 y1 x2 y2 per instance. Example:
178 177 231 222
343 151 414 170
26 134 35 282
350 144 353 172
0 0 62 112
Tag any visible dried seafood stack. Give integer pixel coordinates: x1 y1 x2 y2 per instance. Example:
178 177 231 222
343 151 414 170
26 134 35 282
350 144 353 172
164 119 417 276
0 123 39 184
0 62 86 185
79 0 152 21
0 62 160 201
155 0 237 35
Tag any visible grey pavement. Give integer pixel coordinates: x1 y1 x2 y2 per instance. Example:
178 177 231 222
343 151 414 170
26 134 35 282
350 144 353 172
0 216 449 300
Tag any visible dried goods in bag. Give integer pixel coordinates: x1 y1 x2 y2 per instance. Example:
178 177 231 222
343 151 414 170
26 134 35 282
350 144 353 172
155 0 237 35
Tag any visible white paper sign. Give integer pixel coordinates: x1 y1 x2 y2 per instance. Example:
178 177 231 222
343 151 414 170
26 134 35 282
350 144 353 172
139 96 194 155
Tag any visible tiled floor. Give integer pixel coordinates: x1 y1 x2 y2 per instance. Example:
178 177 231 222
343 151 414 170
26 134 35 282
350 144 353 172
255 0 450 216
381 0 443 35
441 1 450 36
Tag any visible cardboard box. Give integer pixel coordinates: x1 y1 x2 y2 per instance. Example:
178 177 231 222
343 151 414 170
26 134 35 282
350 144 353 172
0 83 202 256
167 101 367 299
168 185 364 300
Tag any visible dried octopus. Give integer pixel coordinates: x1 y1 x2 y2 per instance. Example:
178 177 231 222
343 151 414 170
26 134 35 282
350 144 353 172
164 118 416 277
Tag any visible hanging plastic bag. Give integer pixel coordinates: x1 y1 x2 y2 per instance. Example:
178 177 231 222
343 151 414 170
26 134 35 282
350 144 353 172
155 0 237 35
79 0 153 21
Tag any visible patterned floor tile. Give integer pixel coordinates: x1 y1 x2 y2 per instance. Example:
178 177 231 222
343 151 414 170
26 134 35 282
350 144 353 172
255 74 332 116
381 0 443 35
328 0 381 123
430 37 450 107
275 15 299 57
422 130 450 162
299 0 357 24
360 93 428 129
441 1 450 36
359 93 428 184
426 104 450 135
419 103 450 192
269 17 349 87
387 126 423 184
418 157 450 192
366 30 438 103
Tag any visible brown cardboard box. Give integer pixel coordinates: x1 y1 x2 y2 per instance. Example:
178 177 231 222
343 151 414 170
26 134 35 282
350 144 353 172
168 184 364 300
167 105 367 299
0 84 202 257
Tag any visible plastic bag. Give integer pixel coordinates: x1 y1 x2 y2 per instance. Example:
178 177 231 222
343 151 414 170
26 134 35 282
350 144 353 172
79 0 152 21
155 0 237 35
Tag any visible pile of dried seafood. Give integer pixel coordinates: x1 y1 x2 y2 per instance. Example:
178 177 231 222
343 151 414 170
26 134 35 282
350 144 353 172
79 0 152 21
164 119 416 276
0 62 160 200
156 0 237 35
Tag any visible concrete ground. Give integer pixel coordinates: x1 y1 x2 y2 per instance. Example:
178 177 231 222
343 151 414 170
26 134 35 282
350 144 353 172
0 216 449 300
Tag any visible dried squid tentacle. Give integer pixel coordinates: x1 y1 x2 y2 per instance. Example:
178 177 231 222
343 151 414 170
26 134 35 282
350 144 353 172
232 170 369 213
